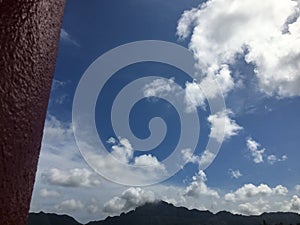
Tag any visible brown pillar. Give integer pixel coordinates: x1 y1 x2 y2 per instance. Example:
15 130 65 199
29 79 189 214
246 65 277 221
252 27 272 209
0 1 66 225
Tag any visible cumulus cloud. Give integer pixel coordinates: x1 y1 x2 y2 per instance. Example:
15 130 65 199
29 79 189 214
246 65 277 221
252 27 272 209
224 183 288 202
238 202 261 215
246 137 265 163
208 110 243 143
110 137 134 164
39 188 60 198
78 136 167 186
177 0 300 98
134 154 165 171
103 187 156 214
234 198 275 215
184 65 235 112
290 195 300 211
108 137 165 171
246 137 288 164
107 137 166 172
41 168 101 188
41 115 167 187
198 150 216 168
181 148 200 165
184 81 206 112
229 169 242 179
184 170 220 199
56 199 84 212
273 185 289 196
151 181 297 216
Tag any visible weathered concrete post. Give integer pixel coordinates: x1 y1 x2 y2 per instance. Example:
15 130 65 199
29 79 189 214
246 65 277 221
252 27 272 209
0 1 66 224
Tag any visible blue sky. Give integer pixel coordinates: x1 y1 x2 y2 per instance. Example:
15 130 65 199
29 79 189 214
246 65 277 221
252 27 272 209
31 0 300 223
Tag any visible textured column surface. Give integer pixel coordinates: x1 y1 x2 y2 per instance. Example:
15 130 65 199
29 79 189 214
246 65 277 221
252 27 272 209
0 1 66 225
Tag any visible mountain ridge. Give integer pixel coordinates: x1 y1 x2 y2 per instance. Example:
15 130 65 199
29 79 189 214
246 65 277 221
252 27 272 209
27 200 300 225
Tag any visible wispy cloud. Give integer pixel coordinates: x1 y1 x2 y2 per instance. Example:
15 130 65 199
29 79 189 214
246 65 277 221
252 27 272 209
41 168 101 188
229 169 243 179
56 199 84 212
39 188 60 198
60 28 80 47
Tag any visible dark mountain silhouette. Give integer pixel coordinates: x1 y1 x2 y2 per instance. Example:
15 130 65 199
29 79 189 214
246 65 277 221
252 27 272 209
27 201 300 225
27 211 81 225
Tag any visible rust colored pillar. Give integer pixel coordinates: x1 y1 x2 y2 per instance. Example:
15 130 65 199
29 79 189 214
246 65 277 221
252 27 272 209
0 1 66 225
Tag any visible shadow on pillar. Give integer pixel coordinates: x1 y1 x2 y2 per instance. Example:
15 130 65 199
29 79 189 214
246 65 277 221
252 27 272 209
0 1 66 225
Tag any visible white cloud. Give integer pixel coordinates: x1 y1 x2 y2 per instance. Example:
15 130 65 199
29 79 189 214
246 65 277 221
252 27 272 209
109 138 165 171
39 188 60 198
40 116 167 187
224 183 288 202
52 79 66 91
149 181 294 216
31 116 164 222
235 198 272 215
184 81 206 112
110 137 134 164
103 197 125 214
208 110 243 143
56 199 84 212
103 187 156 214
267 154 288 165
273 185 289 196
199 150 216 168
88 204 99 214
107 137 117 144
184 170 220 199
38 115 84 171
31 113 297 222
177 0 300 98
181 148 217 171
295 185 300 193
267 155 278 164
229 169 242 179
43 115 73 144
107 137 165 169
87 199 100 214
143 78 182 98
237 202 261 215
246 137 288 164
184 65 234 112
181 148 216 169
181 148 200 164
50 80 69 104
134 154 166 171
290 195 300 211
215 65 235 96
41 168 101 188
84 137 167 185
60 29 80 47
246 137 265 163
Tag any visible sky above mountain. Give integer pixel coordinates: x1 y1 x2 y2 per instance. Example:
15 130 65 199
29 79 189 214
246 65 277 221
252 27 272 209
30 0 300 223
